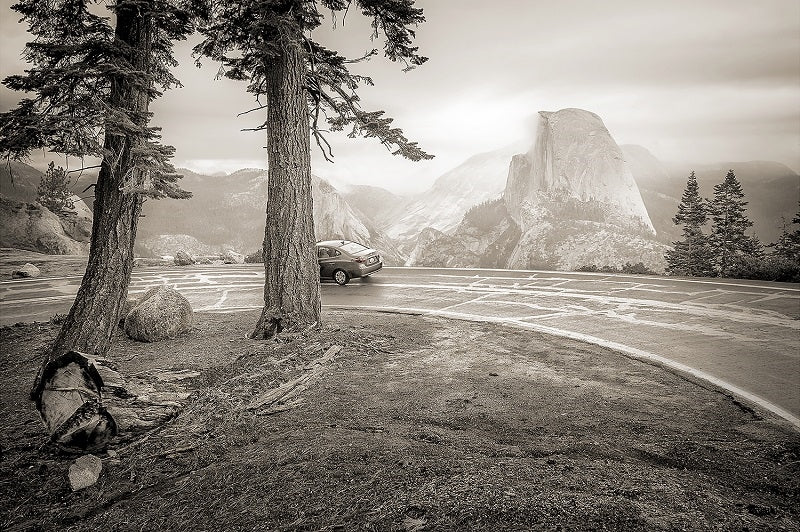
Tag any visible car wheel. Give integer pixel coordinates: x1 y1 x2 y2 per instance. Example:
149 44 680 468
333 269 349 286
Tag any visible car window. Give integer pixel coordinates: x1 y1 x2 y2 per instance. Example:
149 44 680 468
318 247 341 258
340 242 369 254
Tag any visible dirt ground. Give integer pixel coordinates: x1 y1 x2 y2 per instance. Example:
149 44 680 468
1 309 798 531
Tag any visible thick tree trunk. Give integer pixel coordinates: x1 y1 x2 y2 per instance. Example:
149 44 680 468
251 43 322 338
32 2 154 449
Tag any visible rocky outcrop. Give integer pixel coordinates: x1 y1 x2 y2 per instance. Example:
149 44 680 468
405 199 521 269
12 262 41 278
222 250 244 264
124 287 193 342
173 250 196 266
140 234 220 258
503 109 666 271
0 197 90 255
59 195 93 243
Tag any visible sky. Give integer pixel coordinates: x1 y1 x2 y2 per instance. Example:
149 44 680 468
1 0 799 194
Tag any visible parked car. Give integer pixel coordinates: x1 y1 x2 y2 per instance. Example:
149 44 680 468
316 240 382 285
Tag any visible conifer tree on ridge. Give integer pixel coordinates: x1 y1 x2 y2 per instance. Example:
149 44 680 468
708 170 762 277
665 171 714 277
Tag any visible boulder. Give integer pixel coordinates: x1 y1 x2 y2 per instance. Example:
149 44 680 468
12 263 41 278
222 250 244 264
124 286 193 342
173 250 195 266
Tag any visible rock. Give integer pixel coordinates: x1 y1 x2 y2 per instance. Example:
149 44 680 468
222 250 244 264
173 250 195 266
124 286 193 342
505 108 655 233
11 263 40 278
68 454 102 491
197 256 213 264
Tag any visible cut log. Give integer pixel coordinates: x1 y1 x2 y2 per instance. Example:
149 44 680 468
33 351 118 452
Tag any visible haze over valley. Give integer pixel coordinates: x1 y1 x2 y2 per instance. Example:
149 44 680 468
3 107 798 273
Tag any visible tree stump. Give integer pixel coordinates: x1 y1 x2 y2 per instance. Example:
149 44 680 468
33 351 117 452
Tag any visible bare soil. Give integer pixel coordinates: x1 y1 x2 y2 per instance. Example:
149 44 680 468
1 310 798 531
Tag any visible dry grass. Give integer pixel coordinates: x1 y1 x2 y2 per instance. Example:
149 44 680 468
1 310 799 531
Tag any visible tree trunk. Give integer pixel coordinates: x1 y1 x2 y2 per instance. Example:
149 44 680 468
32 2 154 448
251 42 322 338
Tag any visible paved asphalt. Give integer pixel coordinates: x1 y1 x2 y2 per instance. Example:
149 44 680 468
1 265 798 427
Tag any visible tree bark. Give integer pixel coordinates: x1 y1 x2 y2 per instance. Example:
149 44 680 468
33 4 152 402
251 42 322 338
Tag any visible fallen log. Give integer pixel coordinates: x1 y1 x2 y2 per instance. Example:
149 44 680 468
244 345 341 413
33 351 117 453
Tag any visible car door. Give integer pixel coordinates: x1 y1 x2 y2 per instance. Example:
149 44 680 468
317 246 338 278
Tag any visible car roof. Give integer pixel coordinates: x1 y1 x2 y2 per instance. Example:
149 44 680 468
316 240 353 248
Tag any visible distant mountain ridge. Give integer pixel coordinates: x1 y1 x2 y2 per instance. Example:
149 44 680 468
135 168 404 264
622 146 800 245
2 120 797 274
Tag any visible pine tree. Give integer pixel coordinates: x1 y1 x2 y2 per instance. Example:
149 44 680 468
37 161 75 214
195 0 432 338
769 203 800 260
708 170 762 277
1 0 202 439
665 171 714 276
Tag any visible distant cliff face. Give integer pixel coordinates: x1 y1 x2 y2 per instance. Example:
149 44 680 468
505 109 655 234
403 199 522 269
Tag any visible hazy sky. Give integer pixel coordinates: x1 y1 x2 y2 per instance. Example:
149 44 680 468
1 0 799 194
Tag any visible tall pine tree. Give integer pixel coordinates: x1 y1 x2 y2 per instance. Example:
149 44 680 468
665 171 714 276
1 0 202 444
708 170 762 277
195 0 432 338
